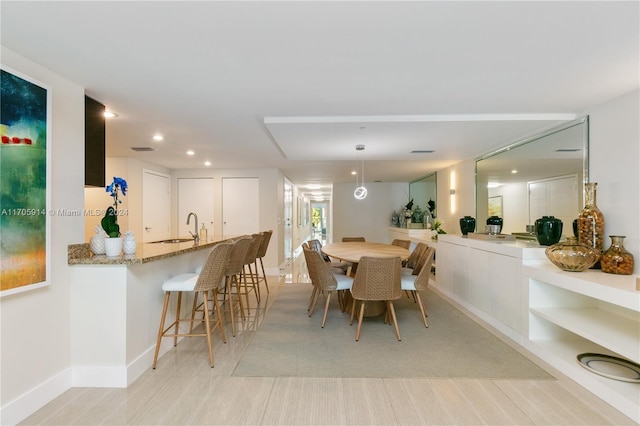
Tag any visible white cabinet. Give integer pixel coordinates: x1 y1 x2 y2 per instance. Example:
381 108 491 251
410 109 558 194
434 235 545 338
525 264 640 422
434 237 640 423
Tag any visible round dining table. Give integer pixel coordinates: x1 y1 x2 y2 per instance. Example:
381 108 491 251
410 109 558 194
321 241 410 265
321 242 410 317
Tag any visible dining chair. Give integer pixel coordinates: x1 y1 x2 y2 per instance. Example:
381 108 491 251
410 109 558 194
401 246 435 327
305 239 348 274
254 230 273 296
402 242 427 273
342 236 366 242
350 256 403 341
391 239 411 250
303 247 354 328
152 242 233 369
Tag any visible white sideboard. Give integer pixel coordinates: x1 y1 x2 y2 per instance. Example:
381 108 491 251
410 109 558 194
434 234 546 339
433 234 640 423
525 264 639 422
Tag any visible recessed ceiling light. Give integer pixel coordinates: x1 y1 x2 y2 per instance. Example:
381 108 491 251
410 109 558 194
351 170 357 175
186 150 195 156
153 134 164 141
204 161 211 166
307 184 321 189
104 110 117 119
511 169 518 174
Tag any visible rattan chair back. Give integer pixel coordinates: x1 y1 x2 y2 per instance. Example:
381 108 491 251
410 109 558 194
303 247 338 291
226 237 251 276
405 242 427 270
306 239 332 262
351 256 402 301
413 246 435 290
391 239 411 250
243 233 263 265
193 243 232 292
342 236 366 242
256 230 272 259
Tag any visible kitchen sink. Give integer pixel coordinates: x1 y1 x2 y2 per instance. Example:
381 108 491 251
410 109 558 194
149 238 195 244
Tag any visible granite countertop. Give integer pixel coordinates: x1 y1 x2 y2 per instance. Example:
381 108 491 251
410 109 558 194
68 235 236 265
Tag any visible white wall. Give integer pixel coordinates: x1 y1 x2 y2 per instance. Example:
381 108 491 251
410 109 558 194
585 90 640 274
436 159 476 236
333 182 408 243
171 168 282 273
1 45 638 426
1 47 85 424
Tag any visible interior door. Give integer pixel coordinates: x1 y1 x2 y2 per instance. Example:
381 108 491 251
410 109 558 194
178 178 214 240
142 170 170 242
222 177 259 236
283 180 293 265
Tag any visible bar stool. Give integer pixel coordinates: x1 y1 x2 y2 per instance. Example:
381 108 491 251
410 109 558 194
254 230 273 296
152 242 232 369
239 233 263 313
221 236 251 336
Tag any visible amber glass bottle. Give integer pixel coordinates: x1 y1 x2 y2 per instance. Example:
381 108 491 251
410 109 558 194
601 236 634 275
577 183 604 268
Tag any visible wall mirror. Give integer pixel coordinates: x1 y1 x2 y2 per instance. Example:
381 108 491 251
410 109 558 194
409 173 437 224
475 117 589 237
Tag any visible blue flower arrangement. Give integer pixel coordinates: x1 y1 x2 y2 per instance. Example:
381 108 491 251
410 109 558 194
101 177 128 237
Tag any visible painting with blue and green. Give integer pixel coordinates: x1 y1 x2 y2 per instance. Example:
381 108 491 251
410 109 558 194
1 68 48 293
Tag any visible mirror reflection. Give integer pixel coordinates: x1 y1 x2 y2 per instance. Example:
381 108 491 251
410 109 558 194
409 173 437 226
476 117 589 238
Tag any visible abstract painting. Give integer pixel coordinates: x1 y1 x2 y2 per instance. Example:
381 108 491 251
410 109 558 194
1 67 50 296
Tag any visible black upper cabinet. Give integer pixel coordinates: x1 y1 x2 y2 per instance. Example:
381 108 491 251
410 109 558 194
85 95 105 187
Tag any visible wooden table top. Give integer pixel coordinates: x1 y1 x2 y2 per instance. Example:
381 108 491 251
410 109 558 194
321 242 410 264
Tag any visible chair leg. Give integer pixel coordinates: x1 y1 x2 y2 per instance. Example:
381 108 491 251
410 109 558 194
309 288 321 317
259 257 270 294
222 277 235 337
414 291 429 328
387 301 401 341
202 291 215 368
350 299 357 325
321 291 331 328
308 286 319 312
211 289 227 343
173 292 183 346
355 302 366 341
152 291 171 369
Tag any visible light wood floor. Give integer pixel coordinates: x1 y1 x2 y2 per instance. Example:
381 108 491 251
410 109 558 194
21 254 634 425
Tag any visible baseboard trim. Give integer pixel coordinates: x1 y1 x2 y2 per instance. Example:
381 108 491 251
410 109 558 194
0 368 71 426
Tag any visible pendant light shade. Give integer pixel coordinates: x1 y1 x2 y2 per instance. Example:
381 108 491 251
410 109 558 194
353 144 367 200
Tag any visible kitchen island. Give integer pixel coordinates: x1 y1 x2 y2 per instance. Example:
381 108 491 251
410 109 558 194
67 235 235 388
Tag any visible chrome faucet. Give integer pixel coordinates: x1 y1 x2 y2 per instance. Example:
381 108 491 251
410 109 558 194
187 212 199 243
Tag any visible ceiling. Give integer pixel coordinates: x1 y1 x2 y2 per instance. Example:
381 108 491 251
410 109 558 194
2 1 638 199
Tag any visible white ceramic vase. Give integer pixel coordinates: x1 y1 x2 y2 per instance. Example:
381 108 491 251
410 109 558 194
90 236 106 255
123 232 136 255
104 237 123 257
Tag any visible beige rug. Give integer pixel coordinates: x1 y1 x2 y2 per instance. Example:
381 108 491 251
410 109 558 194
233 284 554 379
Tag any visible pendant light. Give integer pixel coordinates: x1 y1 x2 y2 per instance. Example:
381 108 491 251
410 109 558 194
354 144 367 200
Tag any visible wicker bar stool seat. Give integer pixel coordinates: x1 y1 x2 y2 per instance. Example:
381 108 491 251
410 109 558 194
152 242 232 369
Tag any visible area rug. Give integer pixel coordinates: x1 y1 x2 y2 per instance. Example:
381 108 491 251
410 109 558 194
232 284 554 379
